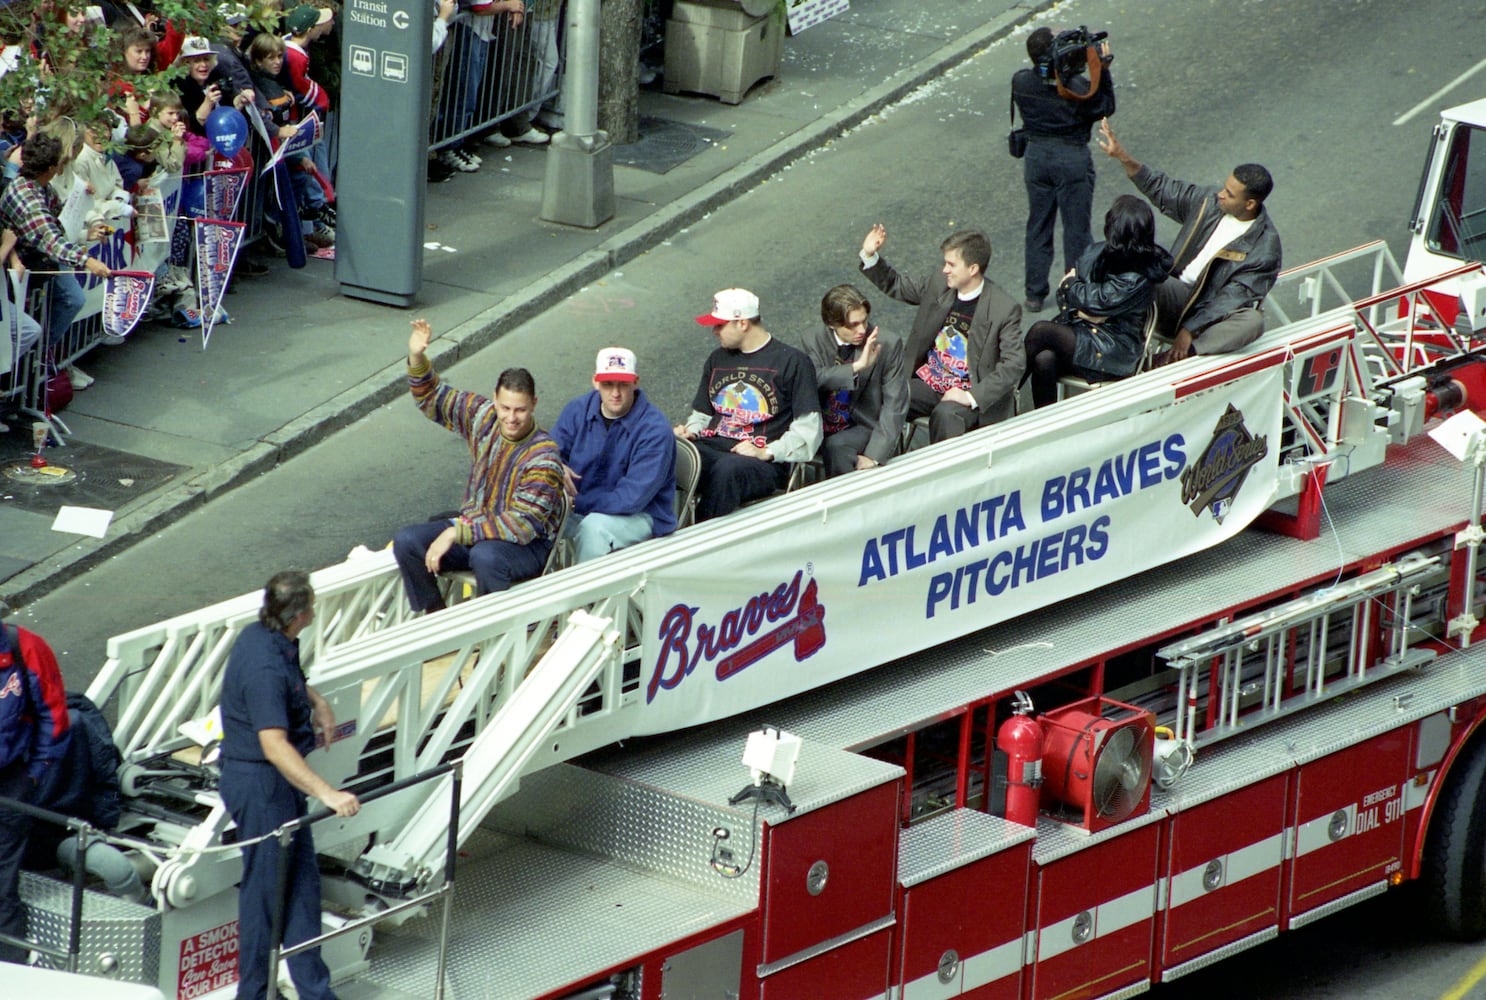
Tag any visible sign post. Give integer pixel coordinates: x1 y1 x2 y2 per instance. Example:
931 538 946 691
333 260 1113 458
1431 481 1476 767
337 0 431 305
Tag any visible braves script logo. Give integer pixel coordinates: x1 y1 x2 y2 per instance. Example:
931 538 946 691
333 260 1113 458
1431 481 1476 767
1180 403 1268 523
647 570 827 703
211 225 236 274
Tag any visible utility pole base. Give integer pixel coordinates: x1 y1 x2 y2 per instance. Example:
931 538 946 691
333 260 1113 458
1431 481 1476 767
540 131 615 229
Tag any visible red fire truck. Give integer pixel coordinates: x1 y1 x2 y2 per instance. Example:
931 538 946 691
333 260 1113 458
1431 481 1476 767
20 98 1486 1000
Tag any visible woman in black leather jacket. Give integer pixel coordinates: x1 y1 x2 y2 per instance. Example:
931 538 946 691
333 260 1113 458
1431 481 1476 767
1023 195 1172 408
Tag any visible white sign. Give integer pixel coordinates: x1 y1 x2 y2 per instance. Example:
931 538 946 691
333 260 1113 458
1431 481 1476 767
635 370 1285 734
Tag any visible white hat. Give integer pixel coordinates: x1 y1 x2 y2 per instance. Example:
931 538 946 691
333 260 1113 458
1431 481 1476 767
594 347 638 383
173 37 217 65
696 288 760 326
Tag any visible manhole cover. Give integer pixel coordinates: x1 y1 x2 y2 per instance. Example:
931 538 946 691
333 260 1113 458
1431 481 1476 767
612 116 732 175
4 463 79 486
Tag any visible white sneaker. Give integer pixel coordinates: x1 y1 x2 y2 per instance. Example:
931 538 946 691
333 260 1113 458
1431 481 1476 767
68 366 94 390
459 147 482 166
438 150 478 173
511 127 549 146
483 132 512 148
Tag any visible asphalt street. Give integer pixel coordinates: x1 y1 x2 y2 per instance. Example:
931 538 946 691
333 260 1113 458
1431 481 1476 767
13 0 1486 996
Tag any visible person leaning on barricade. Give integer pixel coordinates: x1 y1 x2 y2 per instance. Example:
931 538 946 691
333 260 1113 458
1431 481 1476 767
0 133 113 391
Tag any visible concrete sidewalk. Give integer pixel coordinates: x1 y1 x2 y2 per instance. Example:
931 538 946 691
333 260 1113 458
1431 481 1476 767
0 0 1045 608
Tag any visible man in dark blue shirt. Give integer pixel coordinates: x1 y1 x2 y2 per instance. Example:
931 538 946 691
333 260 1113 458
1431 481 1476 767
219 572 358 1000
551 347 677 562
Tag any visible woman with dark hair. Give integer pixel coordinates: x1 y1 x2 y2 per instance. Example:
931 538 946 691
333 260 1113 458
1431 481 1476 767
1022 194 1172 408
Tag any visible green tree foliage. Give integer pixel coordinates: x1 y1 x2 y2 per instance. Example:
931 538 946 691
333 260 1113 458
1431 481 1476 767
0 1 229 133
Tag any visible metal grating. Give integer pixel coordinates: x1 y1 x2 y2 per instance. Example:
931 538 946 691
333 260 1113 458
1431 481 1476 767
611 116 732 175
897 809 1035 888
21 871 161 982
362 827 752 999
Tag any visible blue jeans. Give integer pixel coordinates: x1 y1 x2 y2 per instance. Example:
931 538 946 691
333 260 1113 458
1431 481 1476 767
393 519 551 612
565 511 653 563
45 273 85 348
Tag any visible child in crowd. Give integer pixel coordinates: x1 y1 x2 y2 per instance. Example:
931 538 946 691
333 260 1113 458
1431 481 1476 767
247 31 332 251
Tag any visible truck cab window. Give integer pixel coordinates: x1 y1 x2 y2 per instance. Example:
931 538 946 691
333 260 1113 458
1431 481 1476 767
1426 125 1486 262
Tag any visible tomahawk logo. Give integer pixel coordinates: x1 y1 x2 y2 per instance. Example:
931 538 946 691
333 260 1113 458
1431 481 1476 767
1179 403 1269 523
646 570 827 703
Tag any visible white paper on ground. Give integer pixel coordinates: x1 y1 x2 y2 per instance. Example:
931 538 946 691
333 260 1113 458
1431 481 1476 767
51 505 114 538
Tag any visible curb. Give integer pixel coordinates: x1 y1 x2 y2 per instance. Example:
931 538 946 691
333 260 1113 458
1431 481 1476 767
2 3 1047 610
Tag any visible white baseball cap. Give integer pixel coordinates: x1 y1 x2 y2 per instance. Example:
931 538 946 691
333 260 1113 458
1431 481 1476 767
696 288 760 326
594 347 638 383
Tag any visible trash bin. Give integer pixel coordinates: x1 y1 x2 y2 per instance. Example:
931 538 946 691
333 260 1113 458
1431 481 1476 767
663 0 783 105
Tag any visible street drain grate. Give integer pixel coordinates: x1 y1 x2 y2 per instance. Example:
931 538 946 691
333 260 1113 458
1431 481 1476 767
612 116 732 175
0 438 185 516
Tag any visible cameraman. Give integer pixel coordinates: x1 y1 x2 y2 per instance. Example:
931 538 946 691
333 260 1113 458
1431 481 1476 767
1011 26 1115 314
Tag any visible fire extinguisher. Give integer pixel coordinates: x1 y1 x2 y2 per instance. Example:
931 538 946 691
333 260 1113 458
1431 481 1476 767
997 690 1043 827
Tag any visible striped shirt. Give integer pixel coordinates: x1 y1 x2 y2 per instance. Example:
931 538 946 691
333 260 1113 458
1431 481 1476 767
410 357 564 546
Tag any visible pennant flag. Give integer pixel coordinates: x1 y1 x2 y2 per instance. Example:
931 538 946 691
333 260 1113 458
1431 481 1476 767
193 218 245 348
203 166 250 222
102 270 156 343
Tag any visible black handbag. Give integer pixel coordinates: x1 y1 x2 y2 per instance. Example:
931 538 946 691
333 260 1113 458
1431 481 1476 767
1007 95 1027 158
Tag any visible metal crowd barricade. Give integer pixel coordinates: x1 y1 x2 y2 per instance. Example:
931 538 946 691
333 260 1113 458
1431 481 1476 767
429 4 564 152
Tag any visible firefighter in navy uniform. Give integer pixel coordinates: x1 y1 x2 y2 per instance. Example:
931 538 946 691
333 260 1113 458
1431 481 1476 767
218 572 359 1000
0 622 70 964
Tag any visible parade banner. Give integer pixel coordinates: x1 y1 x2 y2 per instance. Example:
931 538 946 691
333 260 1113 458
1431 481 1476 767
102 270 156 342
193 218 244 348
204 166 250 222
635 368 1286 735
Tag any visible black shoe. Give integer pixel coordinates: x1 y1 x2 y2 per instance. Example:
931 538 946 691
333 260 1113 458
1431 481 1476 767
427 158 456 183
1023 298 1044 314
235 257 270 278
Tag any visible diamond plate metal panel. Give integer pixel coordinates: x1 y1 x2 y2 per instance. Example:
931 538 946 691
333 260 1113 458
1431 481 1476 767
21 871 160 983
363 828 751 1000
592 730 904 822
491 764 761 903
898 809 1035 888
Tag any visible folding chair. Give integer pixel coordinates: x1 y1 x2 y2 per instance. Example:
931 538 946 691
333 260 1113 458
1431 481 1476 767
673 436 701 529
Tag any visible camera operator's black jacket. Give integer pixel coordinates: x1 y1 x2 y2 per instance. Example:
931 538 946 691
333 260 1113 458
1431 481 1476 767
1011 69 1115 143
1133 166 1283 338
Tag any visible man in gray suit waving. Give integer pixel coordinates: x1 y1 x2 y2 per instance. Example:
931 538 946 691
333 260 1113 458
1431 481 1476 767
803 285 909 476
859 224 1024 443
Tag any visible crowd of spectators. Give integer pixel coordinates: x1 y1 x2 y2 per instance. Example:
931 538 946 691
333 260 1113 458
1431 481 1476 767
0 0 554 433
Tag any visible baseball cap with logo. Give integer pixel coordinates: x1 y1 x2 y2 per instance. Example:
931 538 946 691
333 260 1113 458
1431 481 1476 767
594 347 638 383
695 288 760 326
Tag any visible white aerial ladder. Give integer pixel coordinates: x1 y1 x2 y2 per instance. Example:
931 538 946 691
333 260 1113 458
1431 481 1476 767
30 95 1486 1000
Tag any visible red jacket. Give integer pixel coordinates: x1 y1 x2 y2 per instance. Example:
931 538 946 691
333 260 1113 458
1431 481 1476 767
0 626 70 784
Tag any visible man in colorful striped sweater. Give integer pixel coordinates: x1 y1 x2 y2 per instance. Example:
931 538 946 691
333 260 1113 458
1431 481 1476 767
393 319 565 613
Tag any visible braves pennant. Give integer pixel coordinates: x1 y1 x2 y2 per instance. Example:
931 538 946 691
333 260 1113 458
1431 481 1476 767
193 218 245 348
102 270 156 343
203 166 250 222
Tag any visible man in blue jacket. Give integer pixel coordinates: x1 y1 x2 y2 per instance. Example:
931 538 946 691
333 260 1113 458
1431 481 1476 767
552 348 678 562
0 623 70 964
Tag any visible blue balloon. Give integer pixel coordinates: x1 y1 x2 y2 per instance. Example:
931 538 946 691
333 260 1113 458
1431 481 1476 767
206 106 248 157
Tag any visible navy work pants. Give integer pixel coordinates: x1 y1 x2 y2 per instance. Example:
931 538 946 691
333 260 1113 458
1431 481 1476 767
0 763 30 964
220 759 336 1000
1022 140 1096 303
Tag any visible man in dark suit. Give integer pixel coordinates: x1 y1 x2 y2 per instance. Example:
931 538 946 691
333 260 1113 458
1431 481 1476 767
802 284 909 476
859 225 1024 443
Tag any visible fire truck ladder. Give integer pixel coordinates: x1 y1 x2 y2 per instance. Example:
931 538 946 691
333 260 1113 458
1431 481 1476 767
85 243 1484 894
1155 553 1448 748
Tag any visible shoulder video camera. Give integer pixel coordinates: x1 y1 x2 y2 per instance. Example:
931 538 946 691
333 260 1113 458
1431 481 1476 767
1036 26 1111 82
